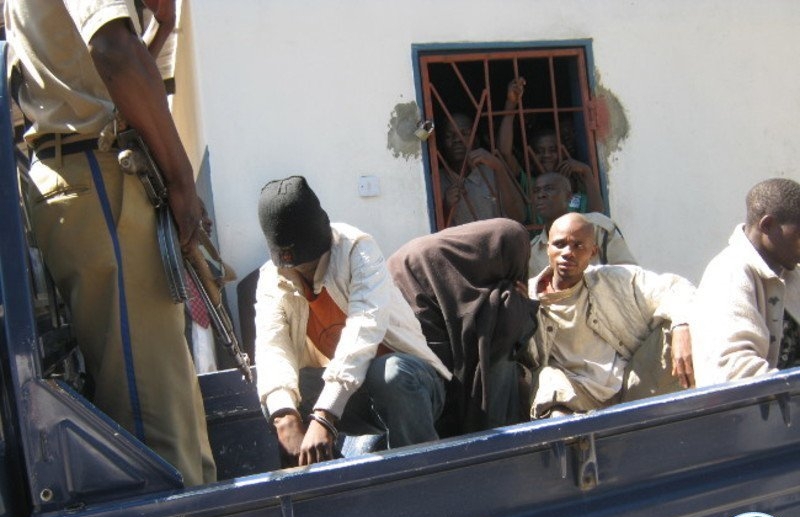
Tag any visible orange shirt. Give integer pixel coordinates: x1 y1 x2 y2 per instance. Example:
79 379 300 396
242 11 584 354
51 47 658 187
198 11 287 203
306 286 345 359
302 279 391 358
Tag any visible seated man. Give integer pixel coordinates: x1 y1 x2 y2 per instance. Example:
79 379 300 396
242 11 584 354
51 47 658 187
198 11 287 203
529 213 695 419
528 172 636 277
387 218 539 436
694 178 800 386
254 176 451 466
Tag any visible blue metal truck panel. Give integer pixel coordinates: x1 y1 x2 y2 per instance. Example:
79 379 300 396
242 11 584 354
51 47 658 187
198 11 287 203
20 371 800 517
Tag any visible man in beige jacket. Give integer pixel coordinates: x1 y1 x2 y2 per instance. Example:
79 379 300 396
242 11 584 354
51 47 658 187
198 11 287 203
529 213 695 418
694 178 800 386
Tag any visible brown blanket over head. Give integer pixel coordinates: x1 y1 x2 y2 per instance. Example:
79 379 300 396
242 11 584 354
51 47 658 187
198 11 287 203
387 218 539 435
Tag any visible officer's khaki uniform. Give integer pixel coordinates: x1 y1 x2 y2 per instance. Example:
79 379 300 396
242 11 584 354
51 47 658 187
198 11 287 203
4 0 215 485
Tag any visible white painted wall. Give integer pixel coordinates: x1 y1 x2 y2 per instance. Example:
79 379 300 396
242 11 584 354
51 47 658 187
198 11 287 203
174 0 800 313
172 0 204 177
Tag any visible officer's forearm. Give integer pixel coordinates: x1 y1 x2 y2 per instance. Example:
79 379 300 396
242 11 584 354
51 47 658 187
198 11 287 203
89 18 195 199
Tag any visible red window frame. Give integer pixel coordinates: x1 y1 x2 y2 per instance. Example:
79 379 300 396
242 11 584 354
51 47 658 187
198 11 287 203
418 47 601 231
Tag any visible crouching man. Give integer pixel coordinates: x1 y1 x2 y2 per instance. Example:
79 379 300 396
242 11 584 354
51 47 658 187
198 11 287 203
529 213 695 418
254 176 451 466
388 218 539 436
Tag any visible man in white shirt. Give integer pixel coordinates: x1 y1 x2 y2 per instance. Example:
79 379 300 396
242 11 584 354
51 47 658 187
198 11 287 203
254 176 450 466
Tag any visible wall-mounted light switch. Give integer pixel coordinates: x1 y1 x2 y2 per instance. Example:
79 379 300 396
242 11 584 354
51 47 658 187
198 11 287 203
358 175 381 197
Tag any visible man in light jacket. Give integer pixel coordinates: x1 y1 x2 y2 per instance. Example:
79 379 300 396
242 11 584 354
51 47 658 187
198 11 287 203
694 178 800 386
529 213 695 418
254 176 450 467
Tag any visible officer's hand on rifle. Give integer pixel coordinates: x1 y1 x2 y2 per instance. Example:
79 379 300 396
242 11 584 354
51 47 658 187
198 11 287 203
168 182 204 254
199 199 213 236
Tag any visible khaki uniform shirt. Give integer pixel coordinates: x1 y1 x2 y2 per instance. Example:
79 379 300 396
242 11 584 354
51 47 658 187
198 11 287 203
5 0 140 143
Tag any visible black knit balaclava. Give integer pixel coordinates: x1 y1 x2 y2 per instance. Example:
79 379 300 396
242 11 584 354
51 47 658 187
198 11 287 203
258 176 332 267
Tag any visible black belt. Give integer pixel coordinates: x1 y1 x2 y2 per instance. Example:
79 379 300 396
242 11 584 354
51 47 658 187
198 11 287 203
32 133 76 147
33 140 99 160
31 133 102 160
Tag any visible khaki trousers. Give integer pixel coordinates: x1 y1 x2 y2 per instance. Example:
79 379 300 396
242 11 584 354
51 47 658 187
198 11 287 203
29 148 215 486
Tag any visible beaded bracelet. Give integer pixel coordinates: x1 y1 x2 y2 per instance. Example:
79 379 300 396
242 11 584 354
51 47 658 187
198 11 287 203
308 413 339 442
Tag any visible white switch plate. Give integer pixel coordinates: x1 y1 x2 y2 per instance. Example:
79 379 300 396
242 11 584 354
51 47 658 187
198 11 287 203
358 175 380 197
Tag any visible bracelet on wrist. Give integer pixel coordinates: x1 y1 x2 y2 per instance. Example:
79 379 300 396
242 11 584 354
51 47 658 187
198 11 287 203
269 407 300 425
308 413 339 442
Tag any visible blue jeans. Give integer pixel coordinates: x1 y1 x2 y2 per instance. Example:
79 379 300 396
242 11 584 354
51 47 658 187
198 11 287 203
299 353 446 449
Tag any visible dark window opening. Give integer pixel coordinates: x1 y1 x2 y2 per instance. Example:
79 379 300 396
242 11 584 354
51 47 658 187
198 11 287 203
417 45 602 231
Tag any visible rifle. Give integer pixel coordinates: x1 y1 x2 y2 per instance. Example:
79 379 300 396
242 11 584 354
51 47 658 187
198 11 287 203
116 128 253 383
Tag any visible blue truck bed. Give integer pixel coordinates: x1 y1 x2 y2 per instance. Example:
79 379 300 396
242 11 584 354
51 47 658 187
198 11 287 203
67 369 800 517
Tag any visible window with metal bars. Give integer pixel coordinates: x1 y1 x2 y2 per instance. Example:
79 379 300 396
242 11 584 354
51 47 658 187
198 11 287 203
416 44 603 232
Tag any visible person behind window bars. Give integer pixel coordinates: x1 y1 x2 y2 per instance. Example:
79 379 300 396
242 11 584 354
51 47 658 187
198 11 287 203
254 176 451 467
436 112 526 227
527 172 636 278
693 178 800 386
528 213 695 419
4 0 215 485
498 78 605 218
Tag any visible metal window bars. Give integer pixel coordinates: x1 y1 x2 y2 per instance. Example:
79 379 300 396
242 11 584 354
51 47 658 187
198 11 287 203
419 47 601 231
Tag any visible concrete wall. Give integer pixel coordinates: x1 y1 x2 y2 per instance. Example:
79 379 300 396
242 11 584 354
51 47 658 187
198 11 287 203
176 0 800 305
172 0 204 177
